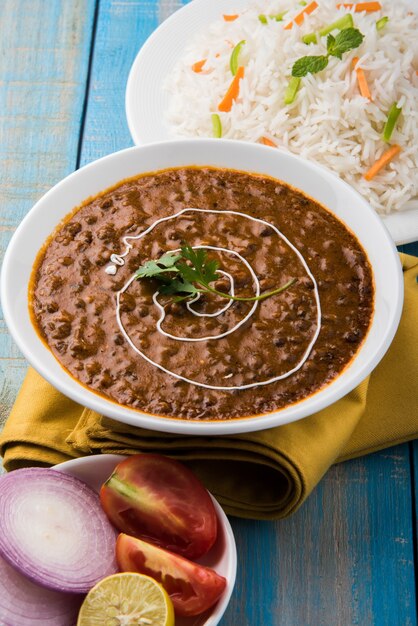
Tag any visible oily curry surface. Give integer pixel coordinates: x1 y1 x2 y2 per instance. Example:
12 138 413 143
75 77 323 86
31 167 374 420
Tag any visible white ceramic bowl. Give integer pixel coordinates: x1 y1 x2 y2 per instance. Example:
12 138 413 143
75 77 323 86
1 139 403 435
56 454 237 626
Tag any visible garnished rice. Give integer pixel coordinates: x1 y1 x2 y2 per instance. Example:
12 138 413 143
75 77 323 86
165 0 418 215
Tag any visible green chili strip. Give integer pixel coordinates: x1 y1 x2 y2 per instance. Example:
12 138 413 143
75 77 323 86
303 14 353 45
376 16 389 30
284 76 301 105
258 11 287 24
302 33 318 44
211 113 222 138
382 103 402 143
230 40 246 76
319 13 354 36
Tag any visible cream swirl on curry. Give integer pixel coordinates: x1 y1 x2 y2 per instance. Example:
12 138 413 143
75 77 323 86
30 167 374 420
105 208 321 391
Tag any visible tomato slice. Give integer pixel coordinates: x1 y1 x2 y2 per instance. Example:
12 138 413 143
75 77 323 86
100 454 218 559
116 534 227 617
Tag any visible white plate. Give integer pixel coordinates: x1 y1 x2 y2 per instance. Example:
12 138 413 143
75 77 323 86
56 454 237 626
125 0 418 245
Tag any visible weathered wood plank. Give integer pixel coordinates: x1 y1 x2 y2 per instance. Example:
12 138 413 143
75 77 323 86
80 1 417 624
79 0 189 166
81 0 153 164
222 447 416 626
0 0 97 425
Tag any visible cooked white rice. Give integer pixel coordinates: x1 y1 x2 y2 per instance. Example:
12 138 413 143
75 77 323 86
165 0 418 215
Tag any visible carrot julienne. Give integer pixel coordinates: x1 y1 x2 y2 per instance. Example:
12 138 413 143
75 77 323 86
192 59 207 73
218 66 245 112
223 14 239 21
364 145 401 181
260 136 277 147
230 40 246 76
336 2 382 12
284 1 318 30
352 57 372 100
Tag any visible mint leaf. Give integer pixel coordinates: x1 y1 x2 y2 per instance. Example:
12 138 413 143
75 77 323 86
327 27 364 58
327 33 342 59
292 55 328 77
291 27 364 78
327 33 336 49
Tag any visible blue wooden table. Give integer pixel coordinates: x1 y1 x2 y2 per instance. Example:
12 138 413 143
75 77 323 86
0 1 417 623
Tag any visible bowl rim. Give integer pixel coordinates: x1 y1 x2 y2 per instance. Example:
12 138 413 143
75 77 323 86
55 453 237 626
0 139 404 435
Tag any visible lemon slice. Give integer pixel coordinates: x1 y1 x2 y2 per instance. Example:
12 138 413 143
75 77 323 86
77 573 175 626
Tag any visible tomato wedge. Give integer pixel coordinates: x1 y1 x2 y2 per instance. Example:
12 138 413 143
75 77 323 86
100 454 218 559
116 534 227 617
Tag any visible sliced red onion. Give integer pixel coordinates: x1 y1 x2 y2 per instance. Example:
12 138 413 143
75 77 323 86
0 468 118 593
0 554 83 626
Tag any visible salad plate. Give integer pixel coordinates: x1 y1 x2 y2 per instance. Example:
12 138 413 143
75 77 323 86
57 454 237 626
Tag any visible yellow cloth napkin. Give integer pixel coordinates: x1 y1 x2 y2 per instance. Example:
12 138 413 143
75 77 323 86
1 254 417 520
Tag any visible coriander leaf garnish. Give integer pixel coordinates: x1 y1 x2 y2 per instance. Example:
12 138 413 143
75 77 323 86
291 27 364 77
159 279 199 297
179 243 220 285
156 252 183 267
135 244 296 304
135 252 182 279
